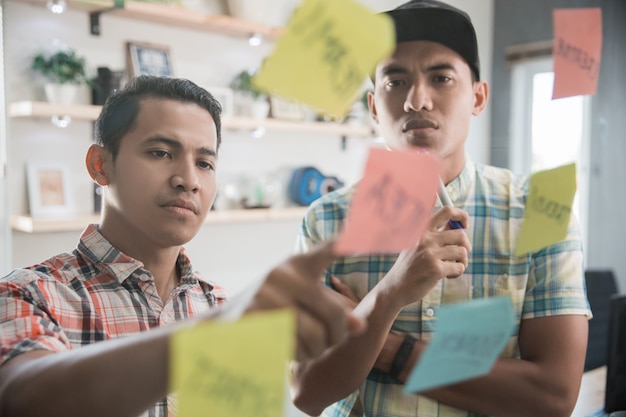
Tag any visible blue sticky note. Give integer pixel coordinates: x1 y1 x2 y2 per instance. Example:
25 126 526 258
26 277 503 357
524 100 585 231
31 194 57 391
404 297 516 394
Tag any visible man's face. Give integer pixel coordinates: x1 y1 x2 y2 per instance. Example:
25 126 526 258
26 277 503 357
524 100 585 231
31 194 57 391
370 40 487 174
100 98 218 252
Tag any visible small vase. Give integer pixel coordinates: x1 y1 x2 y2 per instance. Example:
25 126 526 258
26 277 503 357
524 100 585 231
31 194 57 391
44 83 80 105
227 0 298 26
250 99 270 120
179 0 227 14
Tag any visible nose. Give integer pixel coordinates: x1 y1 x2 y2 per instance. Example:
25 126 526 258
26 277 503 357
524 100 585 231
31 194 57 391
404 80 433 113
170 158 200 192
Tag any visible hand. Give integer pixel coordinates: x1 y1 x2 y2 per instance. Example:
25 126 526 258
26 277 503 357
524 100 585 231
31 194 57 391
381 206 472 310
330 276 360 309
246 241 366 362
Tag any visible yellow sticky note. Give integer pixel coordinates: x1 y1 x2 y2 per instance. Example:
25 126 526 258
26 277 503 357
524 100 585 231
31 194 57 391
515 163 577 256
254 0 394 118
171 310 295 417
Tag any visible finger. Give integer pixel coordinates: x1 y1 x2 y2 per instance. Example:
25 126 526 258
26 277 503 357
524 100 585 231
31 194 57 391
265 265 351 350
248 277 340 361
437 230 472 253
246 274 289 312
436 246 469 278
330 276 359 303
290 239 338 278
294 310 327 361
325 281 357 309
315 290 352 347
441 260 467 278
430 206 469 230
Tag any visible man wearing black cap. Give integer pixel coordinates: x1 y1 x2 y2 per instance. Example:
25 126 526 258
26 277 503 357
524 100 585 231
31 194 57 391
290 1 591 416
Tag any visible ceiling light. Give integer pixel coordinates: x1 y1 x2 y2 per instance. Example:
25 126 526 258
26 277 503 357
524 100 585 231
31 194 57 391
248 33 263 47
47 0 67 14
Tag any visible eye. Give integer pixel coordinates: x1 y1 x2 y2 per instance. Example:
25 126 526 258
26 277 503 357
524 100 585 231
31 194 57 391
433 75 453 84
198 159 216 171
385 78 405 88
150 149 171 159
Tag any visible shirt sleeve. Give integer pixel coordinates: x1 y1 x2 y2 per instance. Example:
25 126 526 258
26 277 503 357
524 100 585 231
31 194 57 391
522 213 592 319
294 205 323 255
0 270 73 366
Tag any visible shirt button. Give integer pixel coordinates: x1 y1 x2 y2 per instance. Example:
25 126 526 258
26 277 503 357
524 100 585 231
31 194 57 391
425 308 435 317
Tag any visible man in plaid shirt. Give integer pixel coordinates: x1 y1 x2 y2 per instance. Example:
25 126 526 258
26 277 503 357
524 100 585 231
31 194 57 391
290 1 591 417
0 76 365 417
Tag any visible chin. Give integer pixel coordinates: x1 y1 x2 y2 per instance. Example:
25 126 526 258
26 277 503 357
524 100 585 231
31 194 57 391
159 225 200 246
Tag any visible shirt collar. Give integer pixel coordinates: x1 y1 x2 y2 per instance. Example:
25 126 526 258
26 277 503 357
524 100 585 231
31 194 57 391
445 157 474 203
76 224 210 288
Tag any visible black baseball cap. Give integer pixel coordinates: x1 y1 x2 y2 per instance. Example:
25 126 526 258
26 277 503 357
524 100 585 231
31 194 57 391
383 0 480 80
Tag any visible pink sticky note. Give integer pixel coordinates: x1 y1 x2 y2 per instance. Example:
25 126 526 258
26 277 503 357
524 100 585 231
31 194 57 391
334 148 441 255
552 8 602 100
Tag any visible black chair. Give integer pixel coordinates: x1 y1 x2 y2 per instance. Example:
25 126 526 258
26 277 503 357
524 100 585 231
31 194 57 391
584 270 619 371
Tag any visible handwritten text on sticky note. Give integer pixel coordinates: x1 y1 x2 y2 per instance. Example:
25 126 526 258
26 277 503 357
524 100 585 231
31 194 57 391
171 310 294 417
405 297 516 393
515 163 577 256
334 148 441 255
254 0 394 118
552 8 602 99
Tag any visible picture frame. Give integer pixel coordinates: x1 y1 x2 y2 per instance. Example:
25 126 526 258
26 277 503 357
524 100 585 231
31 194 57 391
126 41 175 78
206 86 235 118
26 163 74 218
269 96 305 121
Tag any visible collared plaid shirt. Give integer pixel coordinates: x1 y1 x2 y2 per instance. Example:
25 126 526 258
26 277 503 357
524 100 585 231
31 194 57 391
0 224 228 417
295 159 591 417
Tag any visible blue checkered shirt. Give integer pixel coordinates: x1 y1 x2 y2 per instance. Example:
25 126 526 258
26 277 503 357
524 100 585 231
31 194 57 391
295 159 591 417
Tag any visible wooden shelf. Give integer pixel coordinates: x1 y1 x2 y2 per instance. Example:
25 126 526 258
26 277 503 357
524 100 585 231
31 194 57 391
9 101 375 137
9 101 102 120
223 116 374 137
11 207 308 233
14 0 284 40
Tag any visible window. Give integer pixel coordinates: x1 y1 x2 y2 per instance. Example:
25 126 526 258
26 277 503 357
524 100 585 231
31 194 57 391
510 56 591 260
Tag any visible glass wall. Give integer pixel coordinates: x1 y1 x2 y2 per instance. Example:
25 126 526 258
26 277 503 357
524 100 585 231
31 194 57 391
0 0 10 274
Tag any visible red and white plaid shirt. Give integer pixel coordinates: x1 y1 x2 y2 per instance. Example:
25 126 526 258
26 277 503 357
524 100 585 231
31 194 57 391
0 224 228 416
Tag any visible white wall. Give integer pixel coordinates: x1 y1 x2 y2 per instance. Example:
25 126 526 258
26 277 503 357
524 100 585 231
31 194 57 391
4 0 494 297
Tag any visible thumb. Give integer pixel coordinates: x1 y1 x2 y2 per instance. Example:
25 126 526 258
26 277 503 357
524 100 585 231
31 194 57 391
292 240 338 277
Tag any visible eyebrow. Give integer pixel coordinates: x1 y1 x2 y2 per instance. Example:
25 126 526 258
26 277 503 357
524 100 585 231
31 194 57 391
379 64 408 78
379 61 459 77
424 62 459 74
144 136 217 157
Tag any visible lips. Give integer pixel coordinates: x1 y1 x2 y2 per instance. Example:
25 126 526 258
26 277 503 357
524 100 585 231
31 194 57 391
160 198 199 215
402 118 438 132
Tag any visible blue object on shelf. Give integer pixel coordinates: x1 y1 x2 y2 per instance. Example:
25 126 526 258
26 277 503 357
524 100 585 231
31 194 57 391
288 166 343 206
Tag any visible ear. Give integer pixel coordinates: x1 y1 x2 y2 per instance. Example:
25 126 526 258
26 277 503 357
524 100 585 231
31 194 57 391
367 91 379 124
85 144 110 186
472 80 489 116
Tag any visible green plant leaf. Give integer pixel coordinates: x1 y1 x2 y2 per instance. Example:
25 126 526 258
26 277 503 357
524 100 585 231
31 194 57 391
31 49 91 85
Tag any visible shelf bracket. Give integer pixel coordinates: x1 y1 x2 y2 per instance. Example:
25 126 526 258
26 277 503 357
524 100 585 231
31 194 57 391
340 135 347 151
89 0 125 36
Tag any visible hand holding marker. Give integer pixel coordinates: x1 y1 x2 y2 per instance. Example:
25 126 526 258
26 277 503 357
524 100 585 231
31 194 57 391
438 178 464 230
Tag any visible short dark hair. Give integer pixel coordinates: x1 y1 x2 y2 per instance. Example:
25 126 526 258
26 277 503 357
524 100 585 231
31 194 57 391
94 75 222 159
383 0 480 81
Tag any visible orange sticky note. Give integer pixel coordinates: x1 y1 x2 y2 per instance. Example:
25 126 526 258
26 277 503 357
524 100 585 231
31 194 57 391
334 148 441 255
552 8 602 99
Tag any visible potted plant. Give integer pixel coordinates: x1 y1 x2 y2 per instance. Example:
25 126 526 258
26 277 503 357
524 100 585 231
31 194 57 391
31 48 92 104
229 70 269 119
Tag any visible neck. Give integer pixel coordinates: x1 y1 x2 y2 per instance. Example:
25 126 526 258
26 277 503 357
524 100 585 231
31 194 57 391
153 262 180 302
441 153 466 185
